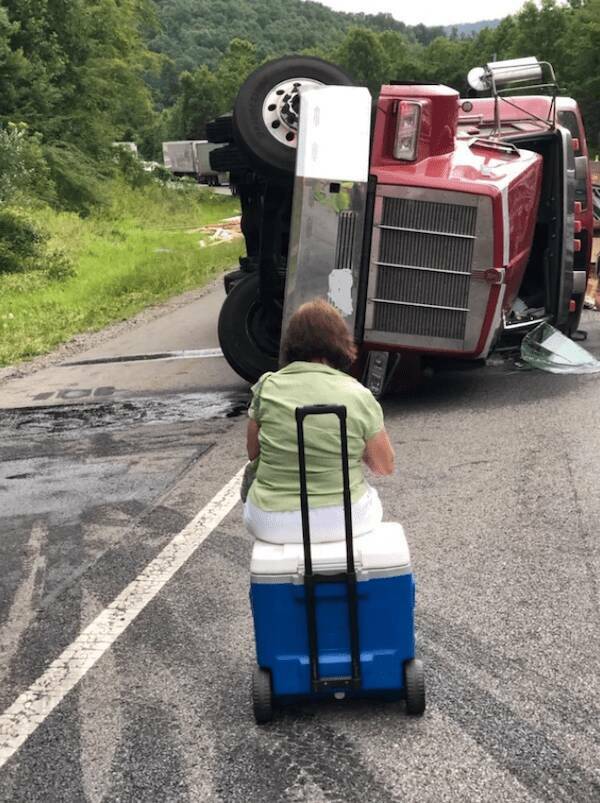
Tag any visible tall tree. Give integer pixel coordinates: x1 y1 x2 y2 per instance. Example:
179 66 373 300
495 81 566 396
333 28 389 93
0 0 158 153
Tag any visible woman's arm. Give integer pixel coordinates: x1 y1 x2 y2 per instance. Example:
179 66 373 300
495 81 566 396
363 428 395 476
247 418 260 461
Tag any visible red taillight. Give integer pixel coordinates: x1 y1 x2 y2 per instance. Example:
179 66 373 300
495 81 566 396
393 101 421 161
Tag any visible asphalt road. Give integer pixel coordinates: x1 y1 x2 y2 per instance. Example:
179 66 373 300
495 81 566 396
1 282 599 802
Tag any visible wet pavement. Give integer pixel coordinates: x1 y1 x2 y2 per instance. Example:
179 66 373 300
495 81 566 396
1 289 600 802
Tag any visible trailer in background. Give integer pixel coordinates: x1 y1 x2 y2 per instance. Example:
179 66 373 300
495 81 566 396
162 140 228 186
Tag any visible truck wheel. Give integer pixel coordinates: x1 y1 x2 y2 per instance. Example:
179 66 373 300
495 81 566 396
252 667 273 724
207 114 233 144
404 658 426 716
210 144 249 173
218 273 280 383
233 56 354 179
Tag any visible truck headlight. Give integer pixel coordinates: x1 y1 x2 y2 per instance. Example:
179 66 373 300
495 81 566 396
393 101 421 161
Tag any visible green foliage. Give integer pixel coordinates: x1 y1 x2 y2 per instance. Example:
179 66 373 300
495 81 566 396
333 29 388 94
44 143 111 215
0 209 47 274
0 207 75 280
113 147 153 189
171 38 260 138
44 249 76 281
0 123 53 204
0 0 160 209
1 0 600 219
149 0 431 82
0 184 241 365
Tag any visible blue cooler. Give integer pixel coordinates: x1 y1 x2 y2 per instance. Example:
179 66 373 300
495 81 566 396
249 404 425 723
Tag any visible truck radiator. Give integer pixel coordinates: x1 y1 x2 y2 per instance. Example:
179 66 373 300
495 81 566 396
371 197 477 341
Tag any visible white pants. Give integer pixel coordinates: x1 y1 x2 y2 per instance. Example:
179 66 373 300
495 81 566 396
244 485 383 544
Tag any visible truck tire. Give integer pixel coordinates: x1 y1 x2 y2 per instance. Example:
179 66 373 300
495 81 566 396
210 144 249 173
232 56 354 179
207 114 233 144
218 273 280 383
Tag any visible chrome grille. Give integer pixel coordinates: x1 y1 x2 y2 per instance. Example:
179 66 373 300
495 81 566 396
334 211 357 270
371 197 478 341
379 229 474 272
373 303 466 340
375 265 470 310
381 197 477 235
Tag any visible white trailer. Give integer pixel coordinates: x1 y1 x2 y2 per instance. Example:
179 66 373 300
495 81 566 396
162 141 196 175
162 140 228 185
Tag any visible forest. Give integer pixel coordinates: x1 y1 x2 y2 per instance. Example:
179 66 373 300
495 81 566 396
153 0 600 150
1 0 599 215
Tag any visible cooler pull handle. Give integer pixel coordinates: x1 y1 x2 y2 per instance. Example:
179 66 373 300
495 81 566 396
295 404 361 691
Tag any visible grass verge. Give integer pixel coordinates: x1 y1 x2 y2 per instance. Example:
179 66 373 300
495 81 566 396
0 181 241 366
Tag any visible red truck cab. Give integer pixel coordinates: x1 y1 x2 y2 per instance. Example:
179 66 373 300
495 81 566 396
210 57 594 385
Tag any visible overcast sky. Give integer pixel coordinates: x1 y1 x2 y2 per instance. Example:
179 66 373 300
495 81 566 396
312 0 532 26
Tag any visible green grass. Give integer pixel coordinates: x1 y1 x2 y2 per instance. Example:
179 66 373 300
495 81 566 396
0 181 241 366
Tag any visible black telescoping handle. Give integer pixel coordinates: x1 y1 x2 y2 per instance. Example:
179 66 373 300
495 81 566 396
295 405 355 577
295 404 361 691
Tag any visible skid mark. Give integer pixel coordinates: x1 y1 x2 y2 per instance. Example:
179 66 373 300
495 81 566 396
218 716 401 803
422 642 600 802
0 521 47 683
78 587 123 803
0 469 243 770
420 611 600 743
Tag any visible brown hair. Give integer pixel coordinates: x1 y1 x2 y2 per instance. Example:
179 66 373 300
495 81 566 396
280 299 357 372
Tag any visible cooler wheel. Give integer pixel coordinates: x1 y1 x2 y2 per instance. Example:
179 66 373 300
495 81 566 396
252 667 273 724
404 658 426 716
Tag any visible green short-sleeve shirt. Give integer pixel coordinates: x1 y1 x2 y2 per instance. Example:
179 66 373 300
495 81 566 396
248 361 384 512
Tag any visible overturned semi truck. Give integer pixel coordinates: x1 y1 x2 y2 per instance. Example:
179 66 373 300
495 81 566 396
208 56 594 391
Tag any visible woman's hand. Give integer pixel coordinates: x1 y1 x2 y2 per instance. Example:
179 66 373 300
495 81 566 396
363 428 395 475
247 419 261 461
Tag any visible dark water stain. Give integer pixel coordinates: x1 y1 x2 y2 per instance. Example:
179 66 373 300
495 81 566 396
0 390 249 435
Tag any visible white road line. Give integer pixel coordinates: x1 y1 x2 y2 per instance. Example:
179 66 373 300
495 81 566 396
0 467 244 770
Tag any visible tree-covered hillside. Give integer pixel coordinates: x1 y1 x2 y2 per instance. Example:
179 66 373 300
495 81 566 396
446 19 501 36
149 0 445 74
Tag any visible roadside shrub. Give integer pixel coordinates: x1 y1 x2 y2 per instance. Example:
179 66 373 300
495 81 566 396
44 142 109 215
0 123 54 205
44 249 76 281
0 209 75 280
0 209 47 273
151 164 173 183
113 147 151 189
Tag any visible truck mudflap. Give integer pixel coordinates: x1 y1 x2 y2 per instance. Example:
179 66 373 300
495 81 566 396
281 86 372 348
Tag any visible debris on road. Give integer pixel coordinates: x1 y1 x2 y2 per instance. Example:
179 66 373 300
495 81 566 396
521 322 600 374
196 215 243 247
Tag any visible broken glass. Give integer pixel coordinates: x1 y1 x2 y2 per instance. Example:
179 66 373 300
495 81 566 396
521 322 600 374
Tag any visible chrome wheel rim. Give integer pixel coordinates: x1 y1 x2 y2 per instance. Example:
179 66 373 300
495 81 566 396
261 78 324 147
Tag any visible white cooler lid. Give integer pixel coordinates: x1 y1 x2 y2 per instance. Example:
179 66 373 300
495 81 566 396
251 522 411 581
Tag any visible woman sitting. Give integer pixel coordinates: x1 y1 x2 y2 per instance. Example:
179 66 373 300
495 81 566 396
244 299 395 544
